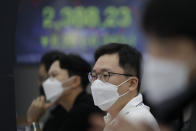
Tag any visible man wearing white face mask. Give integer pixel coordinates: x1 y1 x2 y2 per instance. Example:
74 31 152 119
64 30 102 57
89 43 159 130
27 54 103 131
141 0 196 130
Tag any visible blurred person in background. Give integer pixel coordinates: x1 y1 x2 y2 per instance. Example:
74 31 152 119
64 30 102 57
140 0 196 130
16 51 65 128
38 51 66 96
87 108 106 131
27 53 104 131
89 43 159 131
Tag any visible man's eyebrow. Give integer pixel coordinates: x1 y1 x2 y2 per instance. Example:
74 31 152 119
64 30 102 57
101 69 112 72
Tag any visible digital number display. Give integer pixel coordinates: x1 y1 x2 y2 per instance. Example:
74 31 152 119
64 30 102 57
42 6 131 29
15 0 145 64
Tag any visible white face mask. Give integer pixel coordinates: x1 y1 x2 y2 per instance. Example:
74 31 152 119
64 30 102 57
141 55 190 104
90 78 131 111
42 77 71 103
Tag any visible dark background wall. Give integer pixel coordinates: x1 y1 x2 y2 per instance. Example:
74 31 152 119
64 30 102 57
15 65 39 116
0 0 18 130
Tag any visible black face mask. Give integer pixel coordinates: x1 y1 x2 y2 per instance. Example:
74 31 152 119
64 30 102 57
39 85 45 96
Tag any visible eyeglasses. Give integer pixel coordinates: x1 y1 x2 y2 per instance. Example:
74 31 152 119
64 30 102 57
88 71 133 83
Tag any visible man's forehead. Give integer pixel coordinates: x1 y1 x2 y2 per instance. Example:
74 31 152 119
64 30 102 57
49 60 61 73
93 53 123 72
51 60 60 67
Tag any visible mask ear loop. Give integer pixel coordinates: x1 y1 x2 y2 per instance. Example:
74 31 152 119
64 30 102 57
117 77 133 98
62 76 76 85
61 76 76 93
57 77 76 102
117 77 132 87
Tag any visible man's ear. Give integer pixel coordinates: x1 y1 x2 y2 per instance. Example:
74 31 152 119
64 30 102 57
128 77 138 91
70 75 81 89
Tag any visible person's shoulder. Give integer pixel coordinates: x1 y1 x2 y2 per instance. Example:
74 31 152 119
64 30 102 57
130 104 155 119
131 105 154 119
125 104 159 130
72 92 101 112
75 92 94 105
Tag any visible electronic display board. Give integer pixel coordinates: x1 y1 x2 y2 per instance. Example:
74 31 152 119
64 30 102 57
16 0 146 64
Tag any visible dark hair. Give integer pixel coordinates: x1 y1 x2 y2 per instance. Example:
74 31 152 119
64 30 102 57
40 50 65 72
94 43 142 91
142 0 196 42
55 54 91 90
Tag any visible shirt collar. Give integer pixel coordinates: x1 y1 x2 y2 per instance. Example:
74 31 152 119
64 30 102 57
127 93 143 106
104 93 143 123
119 93 143 115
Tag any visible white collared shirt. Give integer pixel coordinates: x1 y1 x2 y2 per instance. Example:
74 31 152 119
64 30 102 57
104 93 159 131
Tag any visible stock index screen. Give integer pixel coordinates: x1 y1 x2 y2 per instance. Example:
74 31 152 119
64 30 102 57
16 0 146 64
